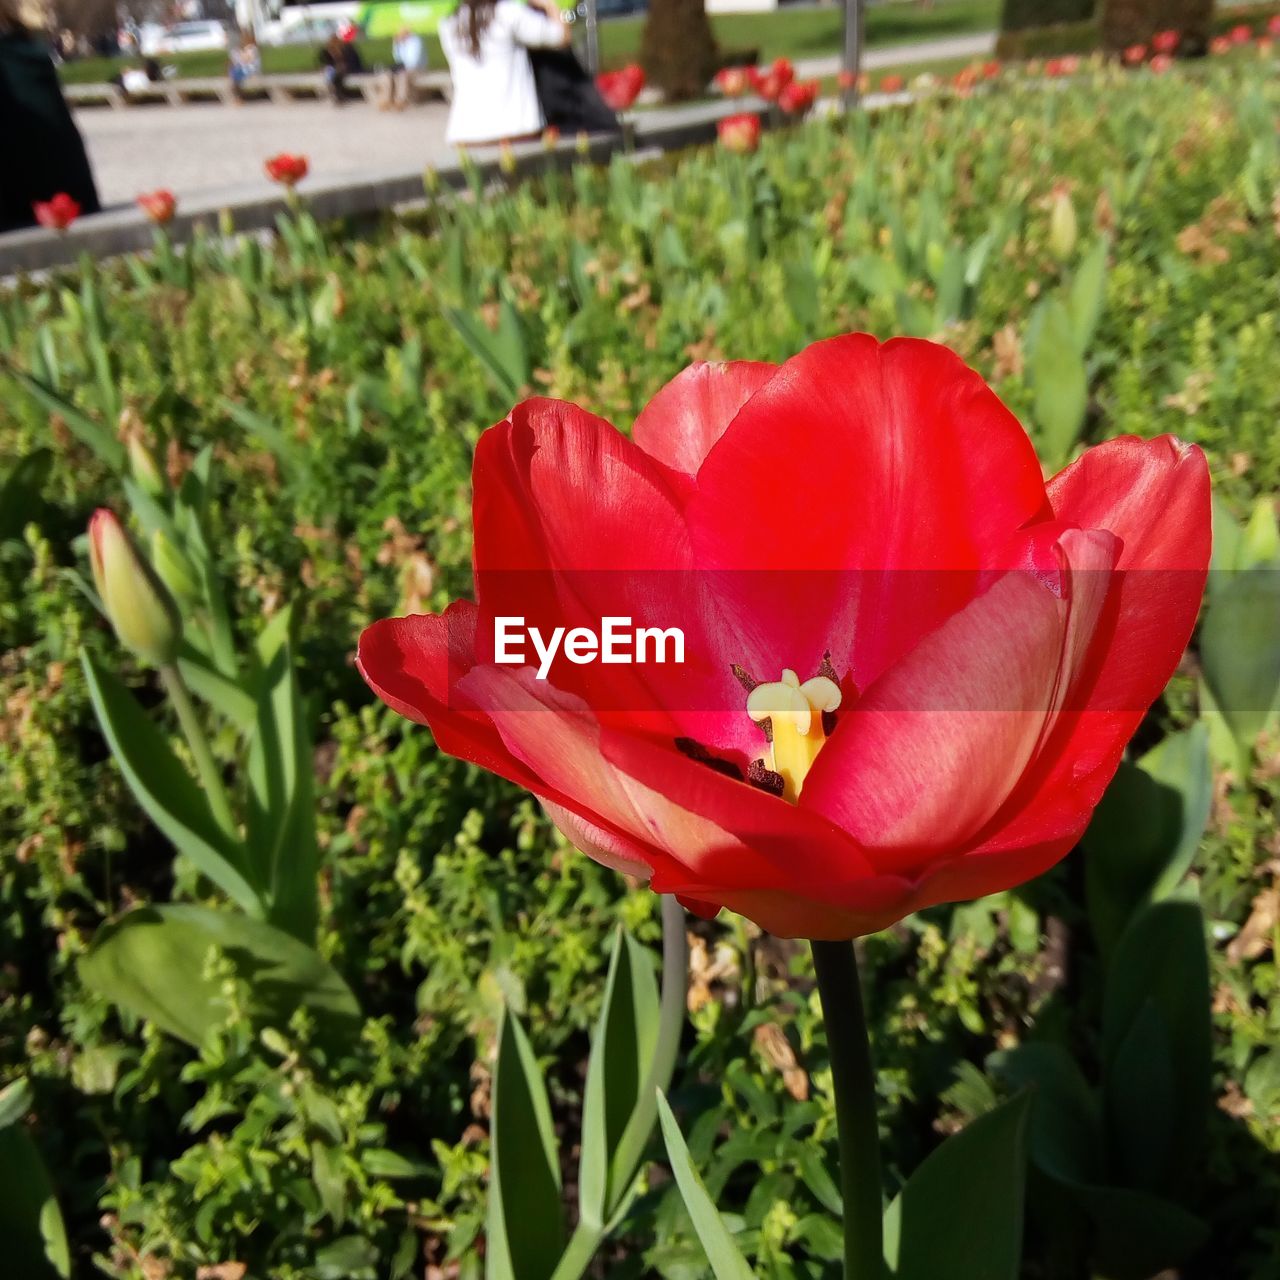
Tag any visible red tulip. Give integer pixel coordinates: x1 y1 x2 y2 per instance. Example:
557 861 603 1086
836 69 857 91
1122 43 1147 65
1151 29 1179 54
716 112 761 154
951 66 978 93
1209 35 1232 55
715 66 752 97
358 335 1210 940
746 56 795 102
1149 52 1173 73
1230 23 1253 44
982 59 1001 79
596 63 645 112
264 153 309 187
1270 15 1280 36
33 192 79 231
777 79 820 116
879 73 905 93
137 188 177 225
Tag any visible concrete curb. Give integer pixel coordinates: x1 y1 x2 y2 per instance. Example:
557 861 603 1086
0 94 906 277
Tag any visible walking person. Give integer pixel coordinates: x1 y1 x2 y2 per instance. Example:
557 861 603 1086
379 24 423 110
0 0 101 233
439 0 570 147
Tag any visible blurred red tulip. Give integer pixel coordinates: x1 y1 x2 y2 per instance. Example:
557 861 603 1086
1230 23 1253 44
1270 15 1280 36
137 189 177 225
33 192 79 231
836 68 856 91
982 59 1001 78
1209 35 1232 55
717 112 761 153
778 79 820 116
1151 29 1179 54
715 66 752 97
265 153 309 187
597 64 646 112
879 73 905 93
1149 52 1173 73
1122 43 1147 65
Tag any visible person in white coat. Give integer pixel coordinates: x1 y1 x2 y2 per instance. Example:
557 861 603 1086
439 0 570 146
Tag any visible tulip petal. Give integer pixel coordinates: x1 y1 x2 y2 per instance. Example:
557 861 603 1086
687 334 1050 692
357 604 550 794
960 436 1211 852
801 526 1118 866
631 360 777 477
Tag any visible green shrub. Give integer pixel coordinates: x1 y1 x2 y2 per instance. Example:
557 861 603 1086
1100 0 1214 48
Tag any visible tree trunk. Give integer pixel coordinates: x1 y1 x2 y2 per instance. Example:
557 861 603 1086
640 0 718 103
1100 0 1215 50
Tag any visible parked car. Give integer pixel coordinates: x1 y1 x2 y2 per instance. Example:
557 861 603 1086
140 20 229 56
258 16 341 47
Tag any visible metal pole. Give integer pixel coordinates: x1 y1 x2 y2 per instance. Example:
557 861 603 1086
584 0 599 76
842 0 864 108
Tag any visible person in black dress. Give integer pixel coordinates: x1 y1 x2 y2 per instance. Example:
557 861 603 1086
0 0 101 233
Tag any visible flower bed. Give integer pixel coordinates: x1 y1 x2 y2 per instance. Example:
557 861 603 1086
2 50 1279 1280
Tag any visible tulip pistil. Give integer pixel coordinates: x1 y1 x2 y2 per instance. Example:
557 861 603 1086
746 668 842 802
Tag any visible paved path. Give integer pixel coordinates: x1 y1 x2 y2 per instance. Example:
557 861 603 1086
75 29 997 208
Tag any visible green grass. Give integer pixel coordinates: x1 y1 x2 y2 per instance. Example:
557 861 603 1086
56 0 999 85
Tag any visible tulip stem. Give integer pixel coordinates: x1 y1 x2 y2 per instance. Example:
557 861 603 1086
159 664 239 844
811 939 882 1280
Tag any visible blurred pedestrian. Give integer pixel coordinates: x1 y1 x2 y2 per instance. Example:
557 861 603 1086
440 0 570 146
0 0 101 233
319 31 362 104
379 24 422 110
228 29 260 102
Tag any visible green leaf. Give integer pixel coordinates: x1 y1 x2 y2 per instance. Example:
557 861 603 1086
486 1009 564 1280
987 1044 1102 1186
1106 1001 1174 1191
1083 724 1212 953
656 1091 754 1280
443 299 528 405
0 448 52 542
0 1085 71 1279
1199 567 1280 761
5 364 125 470
314 1236 379 1280
245 618 319 942
1068 1185 1207 1279
1030 298 1088 466
579 927 660 1229
79 903 360 1048
80 651 260 915
883 1091 1031 1280
1102 895 1210 1184
1066 237 1109 353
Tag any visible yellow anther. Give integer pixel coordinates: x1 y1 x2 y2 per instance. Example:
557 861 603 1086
746 669 842 802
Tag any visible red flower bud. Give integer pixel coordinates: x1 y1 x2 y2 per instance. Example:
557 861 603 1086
717 112 761 154
137 189 177 225
33 192 80 232
264 153 309 187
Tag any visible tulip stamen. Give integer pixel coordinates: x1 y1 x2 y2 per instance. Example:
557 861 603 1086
746 668 842 802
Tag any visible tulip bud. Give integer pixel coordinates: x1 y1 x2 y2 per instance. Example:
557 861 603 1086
499 142 517 176
1048 184 1077 261
422 165 440 196
151 528 202 608
127 435 166 498
88 510 182 665
576 131 591 158
218 207 235 239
